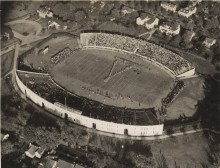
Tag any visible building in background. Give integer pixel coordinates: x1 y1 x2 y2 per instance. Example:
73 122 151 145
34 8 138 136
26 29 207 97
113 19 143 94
136 13 159 29
37 6 53 18
121 5 135 15
203 37 216 48
35 147 45 159
25 143 39 158
178 6 197 18
159 22 180 36
160 2 177 12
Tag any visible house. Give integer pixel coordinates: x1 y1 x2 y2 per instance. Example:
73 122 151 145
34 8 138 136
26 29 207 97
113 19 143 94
183 30 195 42
75 164 85 168
136 13 159 29
121 6 135 15
188 0 202 6
136 13 149 25
52 159 75 168
159 22 181 35
90 0 99 4
25 143 39 158
1 133 9 142
35 147 45 158
41 46 49 55
37 6 53 18
178 6 197 18
48 20 61 30
48 19 68 30
48 20 61 29
145 17 159 29
203 37 216 48
160 2 177 12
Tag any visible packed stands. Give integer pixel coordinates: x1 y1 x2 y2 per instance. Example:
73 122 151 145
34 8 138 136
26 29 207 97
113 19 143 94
17 72 159 125
51 47 73 64
81 33 194 76
162 80 184 107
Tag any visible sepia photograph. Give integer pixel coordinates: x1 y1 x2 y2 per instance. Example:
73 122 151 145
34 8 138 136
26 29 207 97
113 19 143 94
1 0 220 167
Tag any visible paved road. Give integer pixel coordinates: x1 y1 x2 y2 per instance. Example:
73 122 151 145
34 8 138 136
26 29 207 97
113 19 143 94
85 127 220 141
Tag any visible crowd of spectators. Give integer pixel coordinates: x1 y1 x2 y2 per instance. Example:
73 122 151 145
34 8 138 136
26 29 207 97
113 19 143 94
18 73 159 125
51 47 73 64
84 33 194 76
162 80 184 107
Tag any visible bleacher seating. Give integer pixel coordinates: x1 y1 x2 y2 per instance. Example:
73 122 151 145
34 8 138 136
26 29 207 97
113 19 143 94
51 47 73 64
83 33 194 76
162 80 184 107
18 72 159 125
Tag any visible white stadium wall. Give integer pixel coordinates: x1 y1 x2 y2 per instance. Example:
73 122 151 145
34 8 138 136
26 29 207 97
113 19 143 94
16 72 164 136
176 68 195 78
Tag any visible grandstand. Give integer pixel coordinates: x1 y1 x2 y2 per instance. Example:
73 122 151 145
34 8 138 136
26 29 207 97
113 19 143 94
17 71 159 125
15 32 199 136
80 33 195 78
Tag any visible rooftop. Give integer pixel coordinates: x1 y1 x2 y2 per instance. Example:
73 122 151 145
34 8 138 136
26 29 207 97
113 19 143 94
183 30 195 41
205 37 216 44
139 12 154 20
161 22 179 31
36 147 45 155
121 5 134 12
161 2 177 8
26 145 39 156
55 159 75 168
179 5 196 13
75 164 85 168
146 17 157 25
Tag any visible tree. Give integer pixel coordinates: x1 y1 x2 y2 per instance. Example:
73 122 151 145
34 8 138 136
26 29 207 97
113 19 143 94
68 2 76 12
127 0 135 9
74 10 86 22
110 8 121 19
166 128 174 135
1 26 14 40
52 2 70 19
172 35 182 47
213 45 220 62
102 1 114 15
204 16 219 30
140 1 148 10
184 20 196 30
155 153 169 168
134 1 142 10
195 17 204 29
209 3 220 16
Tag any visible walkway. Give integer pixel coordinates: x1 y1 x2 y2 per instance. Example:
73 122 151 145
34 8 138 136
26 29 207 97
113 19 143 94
85 127 220 141
138 29 156 40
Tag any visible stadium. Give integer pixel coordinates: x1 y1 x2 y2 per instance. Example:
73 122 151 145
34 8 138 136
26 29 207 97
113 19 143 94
16 32 196 137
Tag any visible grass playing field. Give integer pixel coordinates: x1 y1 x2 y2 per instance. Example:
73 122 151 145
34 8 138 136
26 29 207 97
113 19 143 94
50 49 174 109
